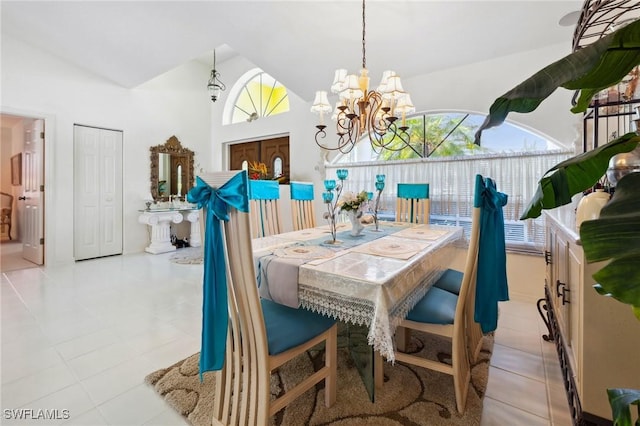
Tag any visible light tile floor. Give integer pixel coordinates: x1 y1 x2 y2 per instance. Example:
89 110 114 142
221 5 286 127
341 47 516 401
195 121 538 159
1 252 571 425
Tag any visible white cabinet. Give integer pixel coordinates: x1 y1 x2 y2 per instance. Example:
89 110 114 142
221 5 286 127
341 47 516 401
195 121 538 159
543 208 640 423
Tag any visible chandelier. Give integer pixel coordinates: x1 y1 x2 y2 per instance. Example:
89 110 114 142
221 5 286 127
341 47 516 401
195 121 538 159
311 0 415 154
207 49 226 102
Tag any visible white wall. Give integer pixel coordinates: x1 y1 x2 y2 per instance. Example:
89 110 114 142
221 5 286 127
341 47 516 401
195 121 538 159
404 41 583 149
1 34 213 264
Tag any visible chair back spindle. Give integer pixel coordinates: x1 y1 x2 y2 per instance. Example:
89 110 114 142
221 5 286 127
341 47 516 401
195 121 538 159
249 180 283 238
290 181 316 231
396 183 430 224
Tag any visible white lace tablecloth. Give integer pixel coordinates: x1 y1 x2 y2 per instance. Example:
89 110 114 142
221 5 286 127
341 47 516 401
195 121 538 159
254 224 464 362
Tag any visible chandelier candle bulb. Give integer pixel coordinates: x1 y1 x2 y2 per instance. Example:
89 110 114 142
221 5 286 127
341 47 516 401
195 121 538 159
331 69 348 93
311 91 332 125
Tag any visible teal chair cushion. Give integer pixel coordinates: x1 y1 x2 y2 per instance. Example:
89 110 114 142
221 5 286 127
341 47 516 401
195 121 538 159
249 180 280 200
261 299 336 356
290 182 314 201
406 286 458 325
397 183 429 199
433 268 463 295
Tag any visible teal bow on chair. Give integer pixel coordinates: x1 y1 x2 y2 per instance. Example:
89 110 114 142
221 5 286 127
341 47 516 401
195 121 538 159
187 172 249 379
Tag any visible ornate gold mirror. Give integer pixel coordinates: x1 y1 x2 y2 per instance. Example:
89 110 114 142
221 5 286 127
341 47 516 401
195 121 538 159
150 136 194 200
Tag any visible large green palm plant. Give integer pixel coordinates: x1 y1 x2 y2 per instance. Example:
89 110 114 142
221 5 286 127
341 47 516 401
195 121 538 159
475 19 640 425
476 18 640 318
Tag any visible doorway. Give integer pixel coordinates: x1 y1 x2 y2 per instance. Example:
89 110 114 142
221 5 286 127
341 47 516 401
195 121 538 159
0 113 45 272
229 136 290 182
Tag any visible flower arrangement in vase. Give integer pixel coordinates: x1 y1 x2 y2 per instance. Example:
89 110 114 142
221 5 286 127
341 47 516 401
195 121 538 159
339 190 369 236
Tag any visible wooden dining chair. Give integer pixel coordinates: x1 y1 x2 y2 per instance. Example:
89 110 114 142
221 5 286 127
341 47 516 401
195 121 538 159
392 175 506 414
290 181 316 231
248 179 283 238
395 183 430 224
195 171 337 425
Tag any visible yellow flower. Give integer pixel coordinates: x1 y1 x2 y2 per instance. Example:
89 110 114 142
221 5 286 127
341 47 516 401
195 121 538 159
248 161 268 179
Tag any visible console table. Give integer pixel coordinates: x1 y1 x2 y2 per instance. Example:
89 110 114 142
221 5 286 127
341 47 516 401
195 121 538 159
540 207 640 424
138 208 201 254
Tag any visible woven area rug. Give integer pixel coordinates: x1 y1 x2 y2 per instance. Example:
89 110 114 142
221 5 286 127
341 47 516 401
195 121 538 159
145 330 493 425
169 247 203 265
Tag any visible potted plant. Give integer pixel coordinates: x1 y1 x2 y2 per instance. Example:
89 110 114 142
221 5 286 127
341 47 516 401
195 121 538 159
475 18 640 425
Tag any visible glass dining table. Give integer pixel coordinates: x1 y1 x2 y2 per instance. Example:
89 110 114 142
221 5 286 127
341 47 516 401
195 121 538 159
252 220 464 401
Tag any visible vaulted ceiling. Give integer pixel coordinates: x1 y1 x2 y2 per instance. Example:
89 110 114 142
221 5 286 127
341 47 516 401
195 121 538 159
1 1 583 101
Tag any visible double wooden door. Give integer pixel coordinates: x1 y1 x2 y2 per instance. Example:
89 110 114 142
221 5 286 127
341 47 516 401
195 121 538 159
229 136 289 182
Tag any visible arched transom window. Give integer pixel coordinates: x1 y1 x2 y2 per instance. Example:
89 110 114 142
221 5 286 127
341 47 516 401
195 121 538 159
224 68 290 125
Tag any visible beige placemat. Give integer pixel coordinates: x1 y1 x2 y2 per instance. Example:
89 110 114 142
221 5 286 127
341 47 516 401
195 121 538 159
253 235 297 252
392 226 450 241
350 236 430 260
278 227 332 241
273 245 335 260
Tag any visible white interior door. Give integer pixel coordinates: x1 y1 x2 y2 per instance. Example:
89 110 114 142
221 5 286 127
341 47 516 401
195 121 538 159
74 125 123 260
22 118 44 265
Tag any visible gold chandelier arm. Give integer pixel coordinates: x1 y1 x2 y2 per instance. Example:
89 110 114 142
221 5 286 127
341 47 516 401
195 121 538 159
314 119 360 153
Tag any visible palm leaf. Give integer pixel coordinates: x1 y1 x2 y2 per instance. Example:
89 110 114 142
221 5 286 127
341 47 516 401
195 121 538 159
581 172 640 316
606 388 640 426
520 133 640 219
474 19 640 144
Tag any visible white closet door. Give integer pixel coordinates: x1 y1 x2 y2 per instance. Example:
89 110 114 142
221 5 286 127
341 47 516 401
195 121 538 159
74 125 123 260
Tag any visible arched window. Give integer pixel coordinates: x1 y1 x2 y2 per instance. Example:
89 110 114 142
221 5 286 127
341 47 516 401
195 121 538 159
326 110 572 252
223 68 289 125
333 111 565 163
